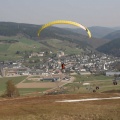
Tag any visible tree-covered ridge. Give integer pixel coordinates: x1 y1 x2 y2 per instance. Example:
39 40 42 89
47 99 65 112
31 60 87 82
0 22 81 37
97 38 120 57
103 30 120 40
0 22 113 54
0 22 92 48
0 22 40 37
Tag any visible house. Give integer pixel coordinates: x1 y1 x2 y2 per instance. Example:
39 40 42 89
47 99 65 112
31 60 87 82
57 51 64 58
29 52 44 58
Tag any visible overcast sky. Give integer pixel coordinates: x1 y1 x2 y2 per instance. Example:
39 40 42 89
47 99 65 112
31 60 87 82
0 0 120 27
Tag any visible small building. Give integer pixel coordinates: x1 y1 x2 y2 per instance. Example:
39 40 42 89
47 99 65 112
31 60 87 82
57 51 64 58
106 72 120 76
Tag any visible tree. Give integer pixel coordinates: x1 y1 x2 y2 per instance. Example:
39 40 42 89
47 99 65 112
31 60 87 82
5 80 20 97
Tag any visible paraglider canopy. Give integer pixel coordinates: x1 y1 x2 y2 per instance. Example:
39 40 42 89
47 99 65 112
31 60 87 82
37 20 92 38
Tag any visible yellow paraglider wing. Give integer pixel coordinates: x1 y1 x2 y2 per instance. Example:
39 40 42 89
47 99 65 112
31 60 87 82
86 28 91 38
37 20 91 38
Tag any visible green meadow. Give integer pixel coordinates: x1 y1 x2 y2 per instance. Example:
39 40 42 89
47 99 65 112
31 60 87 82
0 76 27 95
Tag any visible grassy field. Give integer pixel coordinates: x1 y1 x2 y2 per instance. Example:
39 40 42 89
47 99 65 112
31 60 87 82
0 76 27 95
18 88 49 96
73 74 114 82
64 75 120 94
0 76 55 96
0 93 119 120
0 76 49 96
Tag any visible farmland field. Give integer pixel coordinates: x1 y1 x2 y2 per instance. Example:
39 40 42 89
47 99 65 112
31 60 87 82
64 75 120 94
0 74 120 96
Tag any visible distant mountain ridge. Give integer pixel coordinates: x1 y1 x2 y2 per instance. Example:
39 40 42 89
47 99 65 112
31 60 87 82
66 26 116 38
89 26 116 38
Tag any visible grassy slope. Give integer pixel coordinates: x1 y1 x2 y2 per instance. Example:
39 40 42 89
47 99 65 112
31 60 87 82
0 37 42 52
0 44 10 52
0 36 48 60
42 39 83 54
0 36 83 60
0 94 119 120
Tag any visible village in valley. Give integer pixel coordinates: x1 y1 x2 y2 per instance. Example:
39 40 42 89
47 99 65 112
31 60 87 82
0 50 120 78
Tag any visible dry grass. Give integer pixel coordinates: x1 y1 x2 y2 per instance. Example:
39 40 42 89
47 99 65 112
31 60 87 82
0 93 120 120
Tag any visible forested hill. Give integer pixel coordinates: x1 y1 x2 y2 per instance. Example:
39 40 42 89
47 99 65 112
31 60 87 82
0 22 85 38
96 38 120 57
0 22 109 49
103 30 120 40
0 22 40 37
0 22 91 48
